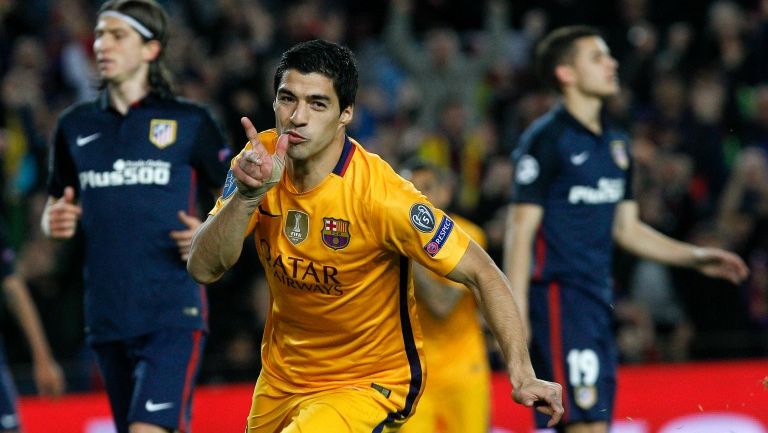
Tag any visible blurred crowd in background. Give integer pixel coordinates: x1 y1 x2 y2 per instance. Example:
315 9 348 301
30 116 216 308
0 0 767 395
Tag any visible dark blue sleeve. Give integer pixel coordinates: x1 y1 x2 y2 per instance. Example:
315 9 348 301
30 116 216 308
190 109 230 189
623 153 634 201
46 116 79 198
510 130 561 205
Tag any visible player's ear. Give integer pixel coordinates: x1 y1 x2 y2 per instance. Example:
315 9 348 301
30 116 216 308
142 39 161 62
554 64 575 87
339 105 354 126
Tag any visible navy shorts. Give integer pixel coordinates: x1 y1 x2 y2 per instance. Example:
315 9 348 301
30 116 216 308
0 340 19 432
92 329 205 433
528 281 617 429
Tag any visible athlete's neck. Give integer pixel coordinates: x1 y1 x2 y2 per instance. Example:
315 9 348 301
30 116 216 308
287 131 346 193
108 80 150 115
563 92 604 135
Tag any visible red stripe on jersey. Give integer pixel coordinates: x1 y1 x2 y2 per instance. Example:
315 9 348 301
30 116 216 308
548 281 569 422
199 284 208 325
187 169 198 218
533 228 546 280
333 137 356 176
178 330 202 432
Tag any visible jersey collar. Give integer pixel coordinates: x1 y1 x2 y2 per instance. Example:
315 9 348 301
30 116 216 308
555 103 612 138
331 135 356 177
98 90 163 112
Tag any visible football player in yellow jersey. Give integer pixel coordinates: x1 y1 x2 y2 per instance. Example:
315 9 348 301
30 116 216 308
187 39 563 433
398 159 490 433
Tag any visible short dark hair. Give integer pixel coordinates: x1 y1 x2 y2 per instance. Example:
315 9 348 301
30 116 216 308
534 25 602 92
273 39 358 113
98 0 173 98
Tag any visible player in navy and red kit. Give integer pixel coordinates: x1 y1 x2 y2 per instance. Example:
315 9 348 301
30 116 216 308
41 1 229 433
504 26 749 433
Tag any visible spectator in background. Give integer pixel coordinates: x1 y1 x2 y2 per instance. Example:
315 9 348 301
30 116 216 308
718 148 768 337
40 1 229 432
53 0 99 103
413 97 494 215
399 158 491 433
744 84 768 150
384 0 508 130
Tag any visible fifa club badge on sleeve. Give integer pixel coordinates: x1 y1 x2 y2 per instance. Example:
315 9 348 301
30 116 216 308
610 140 629 170
149 119 178 149
322 217 350 250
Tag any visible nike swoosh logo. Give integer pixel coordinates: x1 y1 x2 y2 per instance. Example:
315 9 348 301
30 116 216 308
76 133 101 146
258 205 280 217
145 400 174 412
570 151 589 165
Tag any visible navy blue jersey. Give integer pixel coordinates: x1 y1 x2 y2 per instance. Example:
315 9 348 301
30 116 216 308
511 104 633 307
47 91 229 343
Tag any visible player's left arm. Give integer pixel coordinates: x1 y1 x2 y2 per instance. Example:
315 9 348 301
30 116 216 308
171 110 231 261
446 240 563 427
613 200 749 284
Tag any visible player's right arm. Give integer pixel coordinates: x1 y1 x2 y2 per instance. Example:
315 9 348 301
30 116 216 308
187 117 287 284
503 203 543 342
41 187 81 239
43 116 82 240
503 126 557 342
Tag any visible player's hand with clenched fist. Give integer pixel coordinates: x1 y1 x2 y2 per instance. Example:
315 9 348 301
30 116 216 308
41 186 82 239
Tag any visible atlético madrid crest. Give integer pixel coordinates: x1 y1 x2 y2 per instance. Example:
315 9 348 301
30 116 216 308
610 140 629 170
322 218 350 250
149 119 178 149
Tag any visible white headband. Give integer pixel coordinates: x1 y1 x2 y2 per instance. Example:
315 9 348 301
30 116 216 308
100 11 154 39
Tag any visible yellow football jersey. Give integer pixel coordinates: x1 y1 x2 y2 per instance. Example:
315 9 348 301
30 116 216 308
416 214 489 380
210 129 472 420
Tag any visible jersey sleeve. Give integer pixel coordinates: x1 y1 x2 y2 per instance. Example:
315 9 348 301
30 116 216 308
372 177 471 277
510 131 560 205
46 116 79 198
190 109 230 189
623 150 634 201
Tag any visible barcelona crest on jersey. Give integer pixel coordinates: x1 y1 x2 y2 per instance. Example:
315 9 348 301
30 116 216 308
322 217 350 250
610 140 629 170
149 119 178 149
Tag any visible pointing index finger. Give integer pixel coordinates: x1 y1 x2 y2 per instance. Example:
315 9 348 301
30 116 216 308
240 116 260 146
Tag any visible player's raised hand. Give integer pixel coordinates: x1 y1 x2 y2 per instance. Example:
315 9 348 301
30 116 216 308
693 247 749 285
43 186 82 239
512 377 564 428
233 117 289 199
170 210 201 261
